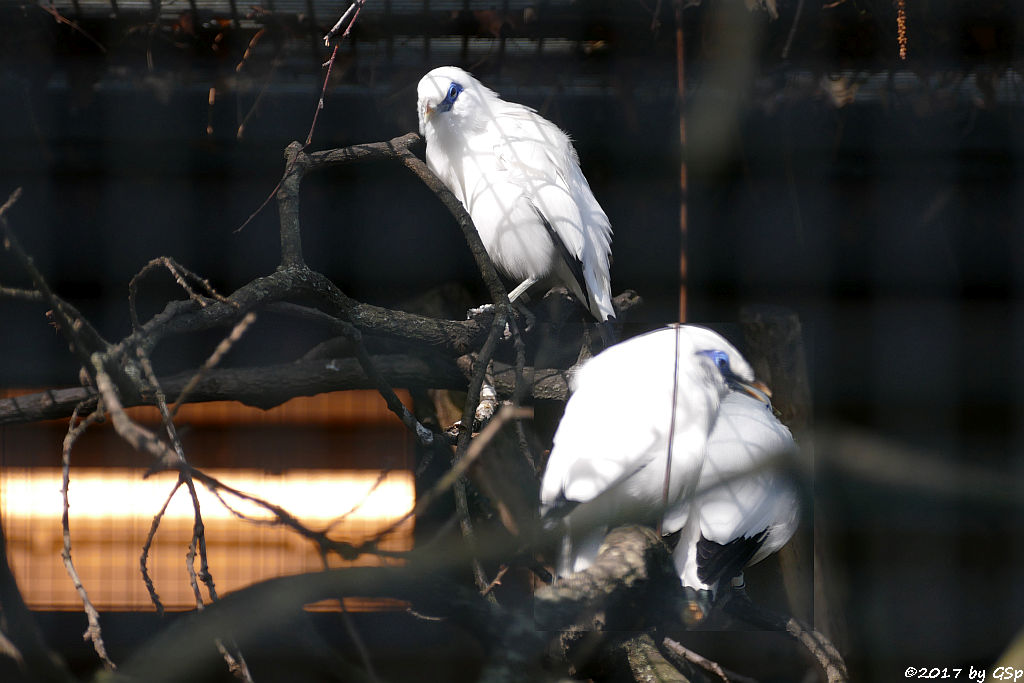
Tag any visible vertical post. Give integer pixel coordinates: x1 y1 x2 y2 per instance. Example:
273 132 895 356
674 0 687 323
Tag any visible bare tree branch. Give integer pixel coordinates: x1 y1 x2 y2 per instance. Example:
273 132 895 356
129 256 232 332
59 400 116 670
722 597 849 683
0 354 574 426
169 312 258 418
624 634 695 683
662 637 758 683
140 479 184 616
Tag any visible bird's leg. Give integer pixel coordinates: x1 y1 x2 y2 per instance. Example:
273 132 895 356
510 300 536 335
507 276 538 303
468 278 537 332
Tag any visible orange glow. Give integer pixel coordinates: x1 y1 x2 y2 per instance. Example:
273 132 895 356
1 467 414 611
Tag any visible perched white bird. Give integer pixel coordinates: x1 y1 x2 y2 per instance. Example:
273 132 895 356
416 66 615 322
539 325 766 575
666 390 799 620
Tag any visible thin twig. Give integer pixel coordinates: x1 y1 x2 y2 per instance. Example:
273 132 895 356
454 480 490 596
234 176 284 234
324 469 391 534
307 0 366 146
266 301 435 445
39 4 107 53
662 637 756 683
186 466 408 561
0 187 22 217
60 400 116 670
338 587 381 682
184 512 206 607
0 286 43 301
305 44 338 147
323 0 364 45
139 479 184 616
169 311 258 418
128 256 230 331
136 349 254 680
312 552 380 682
480 564 509 597
780 0 805 60
237 52 282 140
445 315 513 597
374 405 534 542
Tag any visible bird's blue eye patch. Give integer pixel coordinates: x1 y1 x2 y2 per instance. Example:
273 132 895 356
438 81 464 113
696 349 731 374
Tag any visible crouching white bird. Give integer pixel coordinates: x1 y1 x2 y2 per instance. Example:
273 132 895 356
416 66 615 322
666 389 799 623
539 325 766 575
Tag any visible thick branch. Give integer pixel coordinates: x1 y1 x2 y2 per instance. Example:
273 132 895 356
0 283 646 426
277 143 307 269
0 356 572 425
534 525 680 632
125 269 488 359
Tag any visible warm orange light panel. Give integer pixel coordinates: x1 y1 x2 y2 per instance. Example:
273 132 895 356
0 467 414 611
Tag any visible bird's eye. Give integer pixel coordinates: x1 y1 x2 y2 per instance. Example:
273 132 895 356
697 349 731 374
437 82 463 113
714 352 730 372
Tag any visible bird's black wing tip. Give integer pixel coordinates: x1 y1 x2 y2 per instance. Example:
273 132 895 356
695 529 769 588
530 202 593 311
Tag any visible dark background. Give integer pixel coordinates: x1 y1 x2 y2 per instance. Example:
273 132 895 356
1 1 1022 681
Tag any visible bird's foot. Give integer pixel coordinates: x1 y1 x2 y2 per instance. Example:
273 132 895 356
466 303 495 320
442 384 500 437
681 587 714 627
511 301 536 335
474 382 499 425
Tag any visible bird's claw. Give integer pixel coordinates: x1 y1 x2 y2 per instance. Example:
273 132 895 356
511 303 536 335
474 383 499 424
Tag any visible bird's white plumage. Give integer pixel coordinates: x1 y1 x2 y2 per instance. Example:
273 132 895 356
416 66 614 321
539 326 756 575
668 391 799 595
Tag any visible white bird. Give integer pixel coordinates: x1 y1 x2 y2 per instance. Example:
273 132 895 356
416 66 615 322
666 389 799 621
539 325 766 576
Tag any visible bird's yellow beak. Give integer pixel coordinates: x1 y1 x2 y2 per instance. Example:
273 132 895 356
738 379 773 404
423 102 435 119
